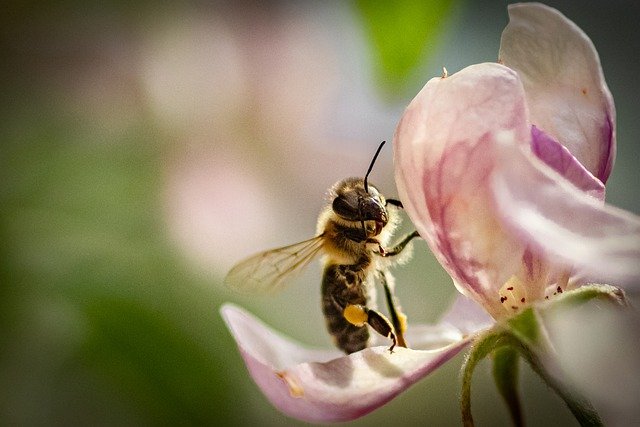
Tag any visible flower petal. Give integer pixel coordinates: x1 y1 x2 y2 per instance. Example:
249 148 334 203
545 305 640 425
491 137 640 288
220 303 478 422
499 3 616 183
531 125 605 200
439 294 494 335
394 63 531 318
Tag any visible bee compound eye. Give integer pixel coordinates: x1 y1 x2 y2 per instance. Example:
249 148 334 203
332 195 359 220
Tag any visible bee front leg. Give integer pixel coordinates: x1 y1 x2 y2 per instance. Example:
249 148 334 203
364 238 385 255
385 198 403 208
379 230 420 257
343 304 398 353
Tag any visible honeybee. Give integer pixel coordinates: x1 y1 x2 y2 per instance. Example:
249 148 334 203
224 141 420 354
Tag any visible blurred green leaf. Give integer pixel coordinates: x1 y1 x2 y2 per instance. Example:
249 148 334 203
81 297 232 426
354 0 457 95
0 104 246 425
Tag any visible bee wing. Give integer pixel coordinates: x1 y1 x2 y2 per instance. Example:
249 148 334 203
224 235 325 294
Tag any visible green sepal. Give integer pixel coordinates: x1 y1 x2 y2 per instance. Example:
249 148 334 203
506 306 541 349
461 301 607 427
515 339 604 427
541 284 628 312
503 304 605 426
460 331 516 427
492 346 523 427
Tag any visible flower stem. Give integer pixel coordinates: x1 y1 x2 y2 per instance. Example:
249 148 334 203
517 341 603 427
460 332 503 427
506 307 604 427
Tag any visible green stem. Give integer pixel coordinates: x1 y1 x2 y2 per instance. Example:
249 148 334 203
507 308 603 426
506 306 604 426
493 346 524 427
462 295 612 427
517 341 603 427
460 332 503 427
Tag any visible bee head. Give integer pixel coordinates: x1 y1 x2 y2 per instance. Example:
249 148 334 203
331 141 390 237
331 178 388 236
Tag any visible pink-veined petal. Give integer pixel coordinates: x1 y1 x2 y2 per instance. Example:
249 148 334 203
499 3 616 183
439 293 494 335
220 302 483 422
491 137 640 288
531 125 605 200
394 63 531 318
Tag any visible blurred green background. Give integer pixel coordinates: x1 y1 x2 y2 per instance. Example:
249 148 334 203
2 1 638 426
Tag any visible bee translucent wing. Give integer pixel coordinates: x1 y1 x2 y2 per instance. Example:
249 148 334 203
224 235 325 294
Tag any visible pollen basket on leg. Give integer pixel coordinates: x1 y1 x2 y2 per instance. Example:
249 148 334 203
343 304 368 327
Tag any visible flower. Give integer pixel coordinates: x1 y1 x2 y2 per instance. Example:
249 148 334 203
222 3 640 424
393 2 640 321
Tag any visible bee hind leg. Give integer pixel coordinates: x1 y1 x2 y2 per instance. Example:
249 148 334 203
366 309 398 353
342 304 398 353
378 270 408 349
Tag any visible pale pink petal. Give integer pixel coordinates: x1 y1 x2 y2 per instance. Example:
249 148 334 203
382 294 493 349
491 138 640 288
531 125 605 200
499 3 616 183
440 294 494 335
220 303 479 422
394 63 531 318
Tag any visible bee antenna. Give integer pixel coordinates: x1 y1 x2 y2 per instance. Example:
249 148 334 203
364 140 386 193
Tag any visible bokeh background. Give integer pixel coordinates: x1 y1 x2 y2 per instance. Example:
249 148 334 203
2 0 639 425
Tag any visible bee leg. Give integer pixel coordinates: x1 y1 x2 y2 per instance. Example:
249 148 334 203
364 238 385 255
378 271 408 348
343 304 398 353
366 309 398 353
379 230 420 257
385 199 403 208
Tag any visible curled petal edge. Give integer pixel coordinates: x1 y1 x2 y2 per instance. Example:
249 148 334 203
221 298 489 423
490 135 640 288
499 2 616 183
530 125 605 200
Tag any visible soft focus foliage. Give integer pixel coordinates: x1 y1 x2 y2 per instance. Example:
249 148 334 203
355 0 457 95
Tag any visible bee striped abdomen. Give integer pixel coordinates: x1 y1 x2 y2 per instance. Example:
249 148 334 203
321 262 371 354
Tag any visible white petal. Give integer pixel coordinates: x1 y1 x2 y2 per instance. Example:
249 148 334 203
545 304 640 424
220 302 482 422
440 293 494 335
491 139 640 287
499 3 616 183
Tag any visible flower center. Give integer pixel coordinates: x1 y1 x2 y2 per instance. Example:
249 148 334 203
498 276 528 313
542 270 570 301
498 271 570 315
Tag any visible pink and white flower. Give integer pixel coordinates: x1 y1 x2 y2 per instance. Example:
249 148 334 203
394 3 639 321
222 3 640 423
